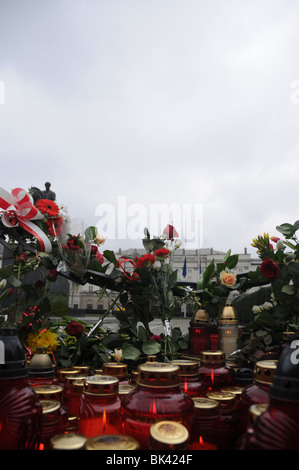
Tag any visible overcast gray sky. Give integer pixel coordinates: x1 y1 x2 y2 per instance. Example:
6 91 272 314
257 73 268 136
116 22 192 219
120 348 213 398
1 0 299 256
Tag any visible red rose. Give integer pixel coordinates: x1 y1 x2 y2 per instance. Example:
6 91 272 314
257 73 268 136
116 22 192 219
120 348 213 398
150 335 162 342
163 224 179 240
260 257 279 280
16 252 27 262
67 321 84 338
154 248 170 259
136 253 156 268
47 268 58 281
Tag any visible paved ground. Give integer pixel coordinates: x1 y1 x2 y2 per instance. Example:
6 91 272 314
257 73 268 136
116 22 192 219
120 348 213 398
82 315 191 336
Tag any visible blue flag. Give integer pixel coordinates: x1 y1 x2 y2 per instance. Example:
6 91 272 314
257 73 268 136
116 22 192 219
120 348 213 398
182 256 187 277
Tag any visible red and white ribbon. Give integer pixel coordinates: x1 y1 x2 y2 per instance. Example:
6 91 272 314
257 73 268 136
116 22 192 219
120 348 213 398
0 187 52 252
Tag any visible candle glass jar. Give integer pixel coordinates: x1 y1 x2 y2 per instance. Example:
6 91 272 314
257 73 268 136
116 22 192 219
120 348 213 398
63 374 88 414
236 403 268 450
218 303 240 358
170 359 203 397
34 384 69 427
28 347 57 387
0 327 43 450
148 421 189 450
238 360 277 435
246 340 299 450
39 399 68 450
206 391 239 450
198 350 235 394
78 375 122 438
189 397 220 450
188 309 211 356
57 368 80 387
102 362 130 384
121 362 194 450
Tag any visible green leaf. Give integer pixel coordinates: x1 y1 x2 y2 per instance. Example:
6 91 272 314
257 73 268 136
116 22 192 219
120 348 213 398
281 285 296 295
142 340 161 355
276 223 296 238
201 260 215 289
103 250 118 265
225 255 239 270
0 267 14 279
122 343 141 361
85 226 98 241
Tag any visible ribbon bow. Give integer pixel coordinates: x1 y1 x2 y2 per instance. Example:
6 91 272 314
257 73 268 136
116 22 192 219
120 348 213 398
0 187 52 252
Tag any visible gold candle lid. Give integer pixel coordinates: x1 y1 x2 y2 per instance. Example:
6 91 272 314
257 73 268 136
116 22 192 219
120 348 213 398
85 434 140 450
34 384 64 401
64 375 89 388
146 355 158 362
130 370 139 384
83 375 119 395
119 383 136 397
58 368 80 382
249 403 268 426
40 400 61 421
73 365 90 374
192 397 220 415
51 432 87 450
206 391 236 410
191 308 210 325
170 359 199 376
221 386 243 397
137 362 180 388
254 360 277 385
102 362 128 378
66 414 79 431
220 303 238 324
149 421 189 447
200 350 226 364
28 347 54 375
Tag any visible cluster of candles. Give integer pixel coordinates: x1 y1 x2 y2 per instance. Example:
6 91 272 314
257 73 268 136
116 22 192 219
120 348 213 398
5 345 267 450
188 303 241 359
1 326 299 451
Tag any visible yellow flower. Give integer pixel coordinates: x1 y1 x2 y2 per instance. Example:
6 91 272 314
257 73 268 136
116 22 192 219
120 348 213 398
26 328 59 354
219 270 237 287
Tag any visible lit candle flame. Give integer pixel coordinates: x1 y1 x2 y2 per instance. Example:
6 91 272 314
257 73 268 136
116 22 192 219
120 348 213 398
102 409 106 432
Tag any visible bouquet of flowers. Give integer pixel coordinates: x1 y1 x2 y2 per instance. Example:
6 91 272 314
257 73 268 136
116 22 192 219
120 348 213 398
108 225 188 362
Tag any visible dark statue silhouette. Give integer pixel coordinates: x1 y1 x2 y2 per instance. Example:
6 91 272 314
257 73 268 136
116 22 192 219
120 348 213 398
30 182 56 204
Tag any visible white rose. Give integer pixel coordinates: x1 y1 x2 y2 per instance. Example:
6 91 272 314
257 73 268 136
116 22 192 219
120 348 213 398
276 240 284 250
252 305 261 314
0 279 7 289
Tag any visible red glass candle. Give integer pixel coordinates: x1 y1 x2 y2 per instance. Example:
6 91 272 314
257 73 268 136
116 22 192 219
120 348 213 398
170 359 203 397
63 374 88 414
57 368 80 387
188 308 211 356
102 362 130 384
0 327 42 450
236 403 268 449
148 421 189 450
209 324 220 351
189 397 220 450
78 375 122 438
206 391 239 450
245 340 299 450
121 362 194 450
34 384 69 428
198 350 235 394
39 399 68 450
238 360 277 435
28 346 57 387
